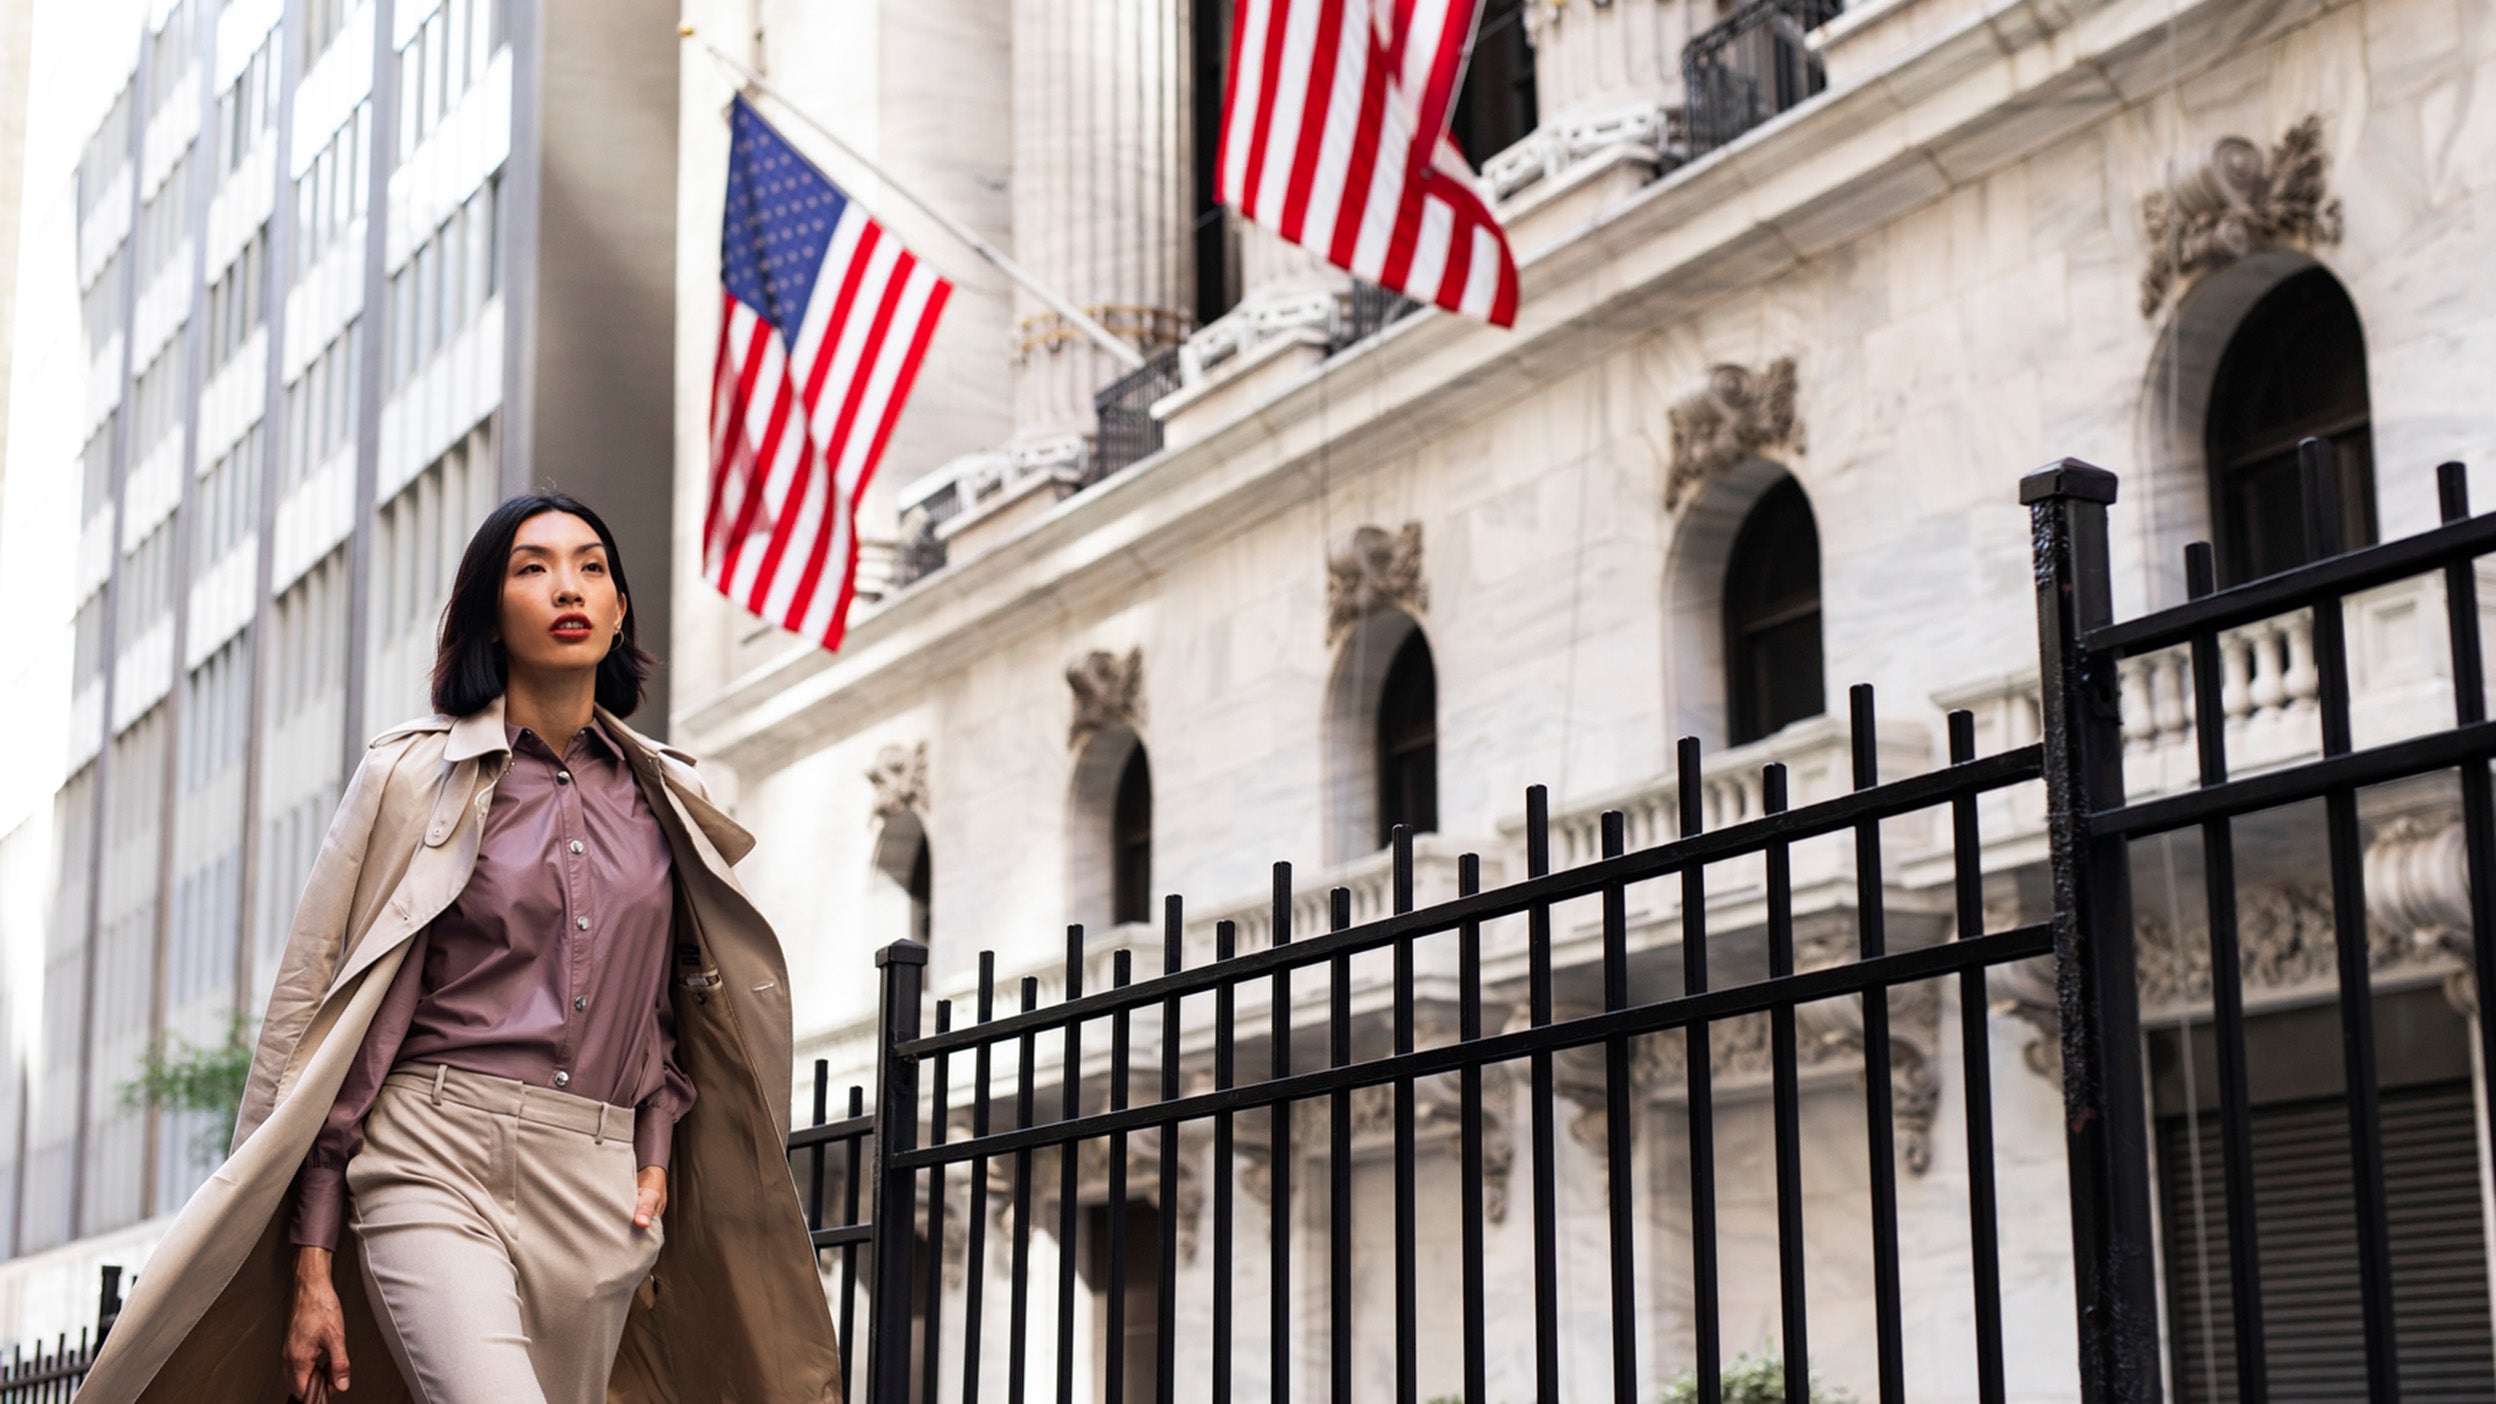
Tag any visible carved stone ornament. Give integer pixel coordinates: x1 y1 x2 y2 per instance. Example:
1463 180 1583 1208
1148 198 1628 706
1663 358 1801 510
2139 114 2343 317
1604 957 1947 1176
1243 1064 1516 1224
867 741 929 821
1325 523 1428 648
2364 816 2475 1015
1066 647 1144 750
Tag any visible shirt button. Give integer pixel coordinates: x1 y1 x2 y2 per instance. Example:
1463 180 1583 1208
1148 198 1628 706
574 995 587 1010
576 916 591 930
553 1070 570 1087
557 771 571 784
569 840 584 855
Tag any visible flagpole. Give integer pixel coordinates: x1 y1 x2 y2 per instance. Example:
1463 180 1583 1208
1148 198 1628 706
681 26 1148 372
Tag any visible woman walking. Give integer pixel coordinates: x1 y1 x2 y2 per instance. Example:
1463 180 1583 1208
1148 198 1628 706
75 495 844 1403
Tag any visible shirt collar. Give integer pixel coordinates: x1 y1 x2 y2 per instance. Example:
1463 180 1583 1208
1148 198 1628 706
504 714 623 764
444 694 623 765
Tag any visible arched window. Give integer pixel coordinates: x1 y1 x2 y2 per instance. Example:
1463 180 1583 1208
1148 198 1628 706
1376 631 1438 847
1112 746 1152 926
2206 267 2376 587
1724 476 1825 747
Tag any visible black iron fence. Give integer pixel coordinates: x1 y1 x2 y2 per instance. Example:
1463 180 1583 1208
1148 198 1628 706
1682 0 1843 157
807 441 2496 1403
0 1268 120 1403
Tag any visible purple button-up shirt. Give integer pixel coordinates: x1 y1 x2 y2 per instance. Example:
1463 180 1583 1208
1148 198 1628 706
287 718 698 1251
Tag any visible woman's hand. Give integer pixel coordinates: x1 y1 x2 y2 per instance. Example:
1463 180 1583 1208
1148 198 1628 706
634 1165 667 1229
284 1246 351 1401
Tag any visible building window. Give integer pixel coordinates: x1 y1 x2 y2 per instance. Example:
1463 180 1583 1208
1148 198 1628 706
1112 746 1152 926
2206 268 2376 588
1375 630 1438 847
1081 1199 1166 1403
1448 0 1537 169
1723 475 1824 746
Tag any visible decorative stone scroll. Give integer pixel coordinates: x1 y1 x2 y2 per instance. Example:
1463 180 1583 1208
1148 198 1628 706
1604 977 1946 1175
1663 358 1801 510
1242 1063 1517 1224
2139 114 2342 317
867 741 929 821
1066 647 1144 750
1325 523 1428 647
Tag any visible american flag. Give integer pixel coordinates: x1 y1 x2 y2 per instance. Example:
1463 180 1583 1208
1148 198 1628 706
706 95 951 650
1217 0 1519 326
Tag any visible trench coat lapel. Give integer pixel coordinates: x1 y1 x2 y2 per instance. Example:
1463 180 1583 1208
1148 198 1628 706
74 701 843 1404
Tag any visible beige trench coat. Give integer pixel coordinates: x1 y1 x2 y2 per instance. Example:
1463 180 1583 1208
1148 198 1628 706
74 696 844 1403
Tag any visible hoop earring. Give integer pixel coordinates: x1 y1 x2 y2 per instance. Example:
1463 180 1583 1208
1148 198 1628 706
609 630 624 654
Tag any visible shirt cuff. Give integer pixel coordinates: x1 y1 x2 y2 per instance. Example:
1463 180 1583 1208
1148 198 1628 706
289 1165 346 1252
633 1107 678 1171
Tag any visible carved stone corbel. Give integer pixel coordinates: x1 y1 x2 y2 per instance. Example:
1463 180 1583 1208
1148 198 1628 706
1663 358 1800 510
1795 976 1945 1176
1326 523 1428 647
2139 114 2342 317
1988 954 2062 1082
2365 815 2474 1015
1067 647 1144 750
868 741 929 821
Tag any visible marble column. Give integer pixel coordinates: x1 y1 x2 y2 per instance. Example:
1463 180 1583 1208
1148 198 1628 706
1009 0 1193 451
1526 0 1697 127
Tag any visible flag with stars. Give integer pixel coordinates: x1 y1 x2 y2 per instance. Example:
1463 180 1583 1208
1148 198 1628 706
706 94 951 650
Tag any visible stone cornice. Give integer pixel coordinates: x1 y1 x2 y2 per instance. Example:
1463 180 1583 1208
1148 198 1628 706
678 0 2342 774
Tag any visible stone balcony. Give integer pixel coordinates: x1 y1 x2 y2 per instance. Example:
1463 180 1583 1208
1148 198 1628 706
1926 567 2481 872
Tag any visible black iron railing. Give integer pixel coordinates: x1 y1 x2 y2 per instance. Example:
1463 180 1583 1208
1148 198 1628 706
1337 280 1422 351
1090 347 1184 485
0 1267 121 1403
1682 0 1843 157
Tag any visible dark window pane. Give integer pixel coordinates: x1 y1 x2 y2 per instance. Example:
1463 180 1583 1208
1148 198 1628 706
1724 476 1825 746
1377 631 1439 848
906 834 931 947
1448 0 1537 169
2206 268 2377 587
1112 747 1152 925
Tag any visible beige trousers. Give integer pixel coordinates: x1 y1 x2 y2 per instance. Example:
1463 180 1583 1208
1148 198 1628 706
343 1061 663 1404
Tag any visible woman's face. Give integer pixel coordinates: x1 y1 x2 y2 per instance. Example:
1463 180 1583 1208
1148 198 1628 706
498 510 627 682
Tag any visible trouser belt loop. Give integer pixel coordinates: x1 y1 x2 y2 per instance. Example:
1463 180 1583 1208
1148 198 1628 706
429 1063 447 1106
595 1104 608 1145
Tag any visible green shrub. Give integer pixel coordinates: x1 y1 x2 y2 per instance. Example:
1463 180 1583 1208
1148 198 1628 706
1659 1351 1854 1404
119 1009 257 1167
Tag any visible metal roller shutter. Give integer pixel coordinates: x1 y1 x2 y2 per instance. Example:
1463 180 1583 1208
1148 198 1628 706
2159 1082 2496 1401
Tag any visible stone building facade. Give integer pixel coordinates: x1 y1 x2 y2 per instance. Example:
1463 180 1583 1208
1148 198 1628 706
674 0 2496 1397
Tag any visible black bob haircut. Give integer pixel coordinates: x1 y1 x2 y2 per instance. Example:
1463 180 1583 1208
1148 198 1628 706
431 492 656 718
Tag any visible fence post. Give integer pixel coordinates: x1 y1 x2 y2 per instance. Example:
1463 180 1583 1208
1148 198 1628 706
867 939 928 1404
2022 461 2163 1404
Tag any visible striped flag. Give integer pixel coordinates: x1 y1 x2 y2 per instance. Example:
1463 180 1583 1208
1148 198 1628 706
1217 0 1520 326
706 95 951 650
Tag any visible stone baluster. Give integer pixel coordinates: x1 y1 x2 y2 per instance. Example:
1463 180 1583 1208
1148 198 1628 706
2247 621 2289 725
2280 611 2319 717
2221 628 2256 728
1009 0 1192 452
